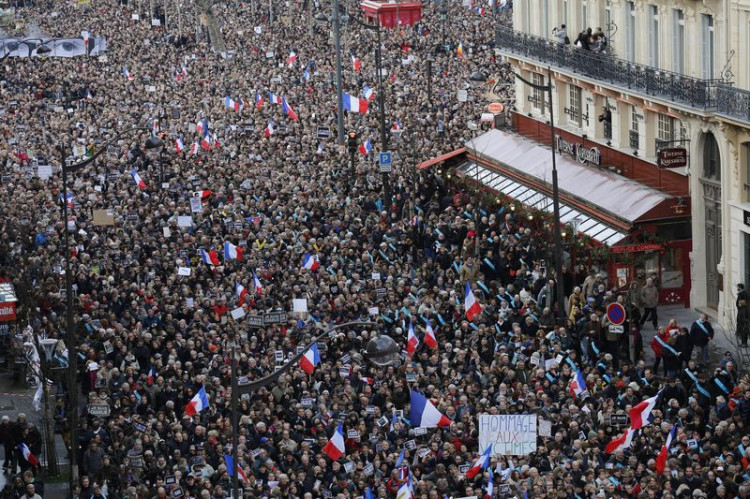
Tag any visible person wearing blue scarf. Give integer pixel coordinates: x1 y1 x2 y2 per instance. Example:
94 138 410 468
689 314 714 366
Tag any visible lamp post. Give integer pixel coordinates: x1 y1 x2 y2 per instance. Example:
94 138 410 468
333 0 345 145
60 128 162 493
230 321 398 498
36 337 62 478
439 6 448 53
342 10 391 211
513 67 565 319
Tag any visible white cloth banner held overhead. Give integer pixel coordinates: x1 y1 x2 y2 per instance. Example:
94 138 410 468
478 414 537 456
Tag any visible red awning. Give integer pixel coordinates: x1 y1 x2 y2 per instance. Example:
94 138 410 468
416 148 465 170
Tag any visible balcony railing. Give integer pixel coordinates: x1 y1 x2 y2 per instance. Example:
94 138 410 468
717 85 750 123
495 25 726 112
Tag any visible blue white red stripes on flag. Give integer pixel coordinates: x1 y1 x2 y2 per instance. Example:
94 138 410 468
223 241 243 260
200 249 219 266
174 138 185 154
252 271 263 294
282 96 299 121
343 93 368 113
302 252 319 270
184 386 209 416
410 389 451 428
359 139 372 156
322 422 345 461
406 322 419 356
629 390 662 429
466 446 492 479
130 169 146 189
570 370 587 399
656 425 677 474
300 344 321 375
424 319 438 349
268 92 281 104
465 282 482 321
363 86 375 101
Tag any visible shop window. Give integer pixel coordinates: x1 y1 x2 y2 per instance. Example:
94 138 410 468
661 247 685 289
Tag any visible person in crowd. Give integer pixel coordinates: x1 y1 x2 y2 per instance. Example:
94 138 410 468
737 283 749 346
690 313 715 366
639 277 660 329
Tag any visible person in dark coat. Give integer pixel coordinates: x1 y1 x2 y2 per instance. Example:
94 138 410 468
0 416 11 472
690 314 714 366
675 326 693 369
736 283 749 346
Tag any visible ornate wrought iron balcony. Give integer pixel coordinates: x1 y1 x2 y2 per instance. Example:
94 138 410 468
716 85 750 123
495 25 728 113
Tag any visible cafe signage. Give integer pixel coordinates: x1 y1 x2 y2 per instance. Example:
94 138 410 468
556 136 601 166
658 147 688 168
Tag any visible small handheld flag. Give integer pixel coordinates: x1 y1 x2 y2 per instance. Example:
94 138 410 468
424 319 438 349
302 252 320 270
406 322 419 356
359 139 372 156
252 271 263 294
323 423 345 461
466 446 492 479
18 443 38 467
130 169 146 189
410 389 451 428
184 386 209 416
465 282 482 321
300 344 321 375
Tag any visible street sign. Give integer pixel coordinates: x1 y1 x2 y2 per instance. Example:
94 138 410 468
608 325 625 334
606 303 626 326
658 147 688 168
379 151 392 173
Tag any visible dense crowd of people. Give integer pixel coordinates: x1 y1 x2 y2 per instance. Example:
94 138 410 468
0 0 748 498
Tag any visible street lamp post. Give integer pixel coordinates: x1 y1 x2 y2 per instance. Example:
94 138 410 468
440 6 447 53
343 11 391 211
36 337 61 478
60 128 162 493
513 67 566 319
230 321 398 498
333 0 345 145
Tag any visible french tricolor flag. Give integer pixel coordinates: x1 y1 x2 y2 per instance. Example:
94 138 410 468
264 120 275 137
200 249 220 266
223 241 243 261
605 427 636 454
302 252 319 270
359 139 372 156
300 344 320 375
60 192 74 208
236 283 248 304
190 142 199 155
224 96 236 110
130 169 146 189
569 370 587 399
466 445 492 479
351 54 361 73
406 322 419 357
252 271 263 294
85 90 93 101
424 319 438 349
282 96 299 122
174 138 185 154
410 389 451 428
18 443 38 467
485 469 493 499
363 86 375 101
656 425 677 474
147 366 156 385
287 49 297 67
360 375 374 385
122 66 133 80
464 282 482 321
268 92 281 105
323 422 345 461
343 93 368 113
184 386 209 417
255 90 264 109
629 390 662 429
196 118 208 135
201 132 212 151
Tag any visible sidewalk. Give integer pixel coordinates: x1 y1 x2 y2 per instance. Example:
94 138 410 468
0 372 69 498
637 305 737 368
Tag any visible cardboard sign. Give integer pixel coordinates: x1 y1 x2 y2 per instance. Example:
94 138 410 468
479 414 537 456
92 209 115 226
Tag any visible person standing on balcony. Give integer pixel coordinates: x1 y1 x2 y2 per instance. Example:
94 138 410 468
553 24 569 45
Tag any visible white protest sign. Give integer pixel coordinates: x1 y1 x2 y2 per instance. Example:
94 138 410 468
479 414 537 456
190 197 203 213
230 307 246 320
177 267 191 276
177 216 193 227
293 299 308 313
38 164 53 179
538 419 552 437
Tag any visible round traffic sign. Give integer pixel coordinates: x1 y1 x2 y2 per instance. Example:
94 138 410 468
606 303 626 326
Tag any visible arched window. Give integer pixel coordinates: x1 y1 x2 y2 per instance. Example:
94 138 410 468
702 132 720 181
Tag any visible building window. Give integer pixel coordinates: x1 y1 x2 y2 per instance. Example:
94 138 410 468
567 85 583 127
672 10 684 73
530 72 547 114
562 0 568 27
629 105 639 150
626 2 636 62
581 0 588 31
542 0 549 38
702 132 720 181
702 14 715 79
648 5 659 68
743 143 750 198
656 113 682 151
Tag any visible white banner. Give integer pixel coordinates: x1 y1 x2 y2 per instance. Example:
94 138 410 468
0 37 107 58
479 414 537 456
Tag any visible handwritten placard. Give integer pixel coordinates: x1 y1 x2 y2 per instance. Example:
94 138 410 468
479 414 537 456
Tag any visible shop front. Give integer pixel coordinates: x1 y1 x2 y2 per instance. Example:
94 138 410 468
424 127 692 306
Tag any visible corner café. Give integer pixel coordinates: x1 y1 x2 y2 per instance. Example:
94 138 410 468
420 128 692 306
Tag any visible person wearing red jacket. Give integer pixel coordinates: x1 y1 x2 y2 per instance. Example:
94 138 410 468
650 326 670 376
